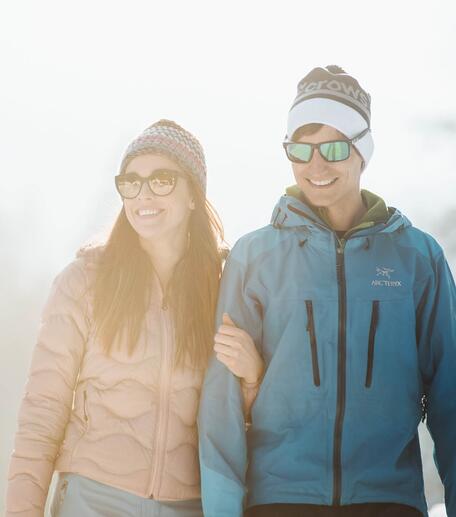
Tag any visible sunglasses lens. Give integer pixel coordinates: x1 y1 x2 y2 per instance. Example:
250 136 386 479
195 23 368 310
320 141 350 162
116 175 141 199
149 170 177 196
286 143 313 163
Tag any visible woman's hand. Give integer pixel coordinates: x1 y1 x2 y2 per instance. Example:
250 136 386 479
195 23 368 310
214 313 264 384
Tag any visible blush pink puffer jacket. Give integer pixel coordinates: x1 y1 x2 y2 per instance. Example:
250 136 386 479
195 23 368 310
6 248 209 516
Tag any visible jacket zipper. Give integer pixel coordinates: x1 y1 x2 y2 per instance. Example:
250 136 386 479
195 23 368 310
148 304 173 498
365 301 379 388
333 239 347 506
70 389 89 462
285 204 352 504
83 390 89 423
305 300 321 386
58 478 69 506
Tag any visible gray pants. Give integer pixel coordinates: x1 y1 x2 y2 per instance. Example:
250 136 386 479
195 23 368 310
50 473 203 517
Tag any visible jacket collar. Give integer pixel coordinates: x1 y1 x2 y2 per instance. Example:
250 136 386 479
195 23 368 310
271 186 411 238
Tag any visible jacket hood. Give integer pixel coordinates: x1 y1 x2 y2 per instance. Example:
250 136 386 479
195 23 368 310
271 188 411 237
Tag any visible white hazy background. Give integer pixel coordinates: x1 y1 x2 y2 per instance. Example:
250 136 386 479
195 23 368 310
1 1 455 514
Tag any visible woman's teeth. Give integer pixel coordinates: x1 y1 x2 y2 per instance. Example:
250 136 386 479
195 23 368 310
137 208 163 216
308 178 337 186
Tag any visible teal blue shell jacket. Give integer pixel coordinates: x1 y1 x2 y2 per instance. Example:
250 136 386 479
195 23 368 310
198 192 456 517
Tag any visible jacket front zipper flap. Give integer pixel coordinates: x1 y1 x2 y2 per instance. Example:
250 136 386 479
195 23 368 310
149 307 173 498
333 239 347 506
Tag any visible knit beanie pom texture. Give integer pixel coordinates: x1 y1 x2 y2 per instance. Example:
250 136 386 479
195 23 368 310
120 119 207 193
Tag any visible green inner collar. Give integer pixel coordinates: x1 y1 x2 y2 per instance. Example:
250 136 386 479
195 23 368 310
286 185 390 236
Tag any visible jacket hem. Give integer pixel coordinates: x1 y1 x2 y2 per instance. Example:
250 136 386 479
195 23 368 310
247 491 427 516
55 468 201 502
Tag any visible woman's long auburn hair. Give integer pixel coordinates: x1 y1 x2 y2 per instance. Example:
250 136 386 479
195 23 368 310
92 173 224 370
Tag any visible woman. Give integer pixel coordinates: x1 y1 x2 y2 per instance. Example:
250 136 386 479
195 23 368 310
6 120 264 516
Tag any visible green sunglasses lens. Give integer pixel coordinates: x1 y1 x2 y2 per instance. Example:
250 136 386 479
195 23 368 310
287 143 313 162
320 141 350 161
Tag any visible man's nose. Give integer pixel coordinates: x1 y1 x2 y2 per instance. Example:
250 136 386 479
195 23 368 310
307 146 326 170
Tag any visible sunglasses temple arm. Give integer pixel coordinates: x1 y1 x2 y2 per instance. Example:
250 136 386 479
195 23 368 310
351 127 370 144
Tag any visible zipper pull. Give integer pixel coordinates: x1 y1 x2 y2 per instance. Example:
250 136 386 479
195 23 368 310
421 394 427 423
337 238 346 253
336 239 345 285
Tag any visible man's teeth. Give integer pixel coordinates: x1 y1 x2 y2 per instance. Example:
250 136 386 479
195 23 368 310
309 178 337 186
138 209 162 216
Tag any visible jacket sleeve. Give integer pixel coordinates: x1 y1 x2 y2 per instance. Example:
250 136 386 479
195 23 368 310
5 260 89 517
417 251 456 515
198 249 263 517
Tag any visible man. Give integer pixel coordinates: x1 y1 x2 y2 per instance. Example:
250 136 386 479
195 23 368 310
198 65 456 516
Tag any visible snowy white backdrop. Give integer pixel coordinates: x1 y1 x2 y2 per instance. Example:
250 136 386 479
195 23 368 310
1 1 455 514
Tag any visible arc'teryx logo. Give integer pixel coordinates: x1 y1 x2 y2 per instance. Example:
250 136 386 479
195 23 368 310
372 267 402 287
376 267 394 279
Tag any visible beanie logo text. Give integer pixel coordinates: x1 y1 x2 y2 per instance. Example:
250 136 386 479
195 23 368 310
297 80 370 109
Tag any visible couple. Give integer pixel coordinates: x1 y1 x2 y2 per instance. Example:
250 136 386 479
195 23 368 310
6 66 456 517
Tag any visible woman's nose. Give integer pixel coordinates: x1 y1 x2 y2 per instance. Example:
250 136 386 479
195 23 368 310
137 180 154 199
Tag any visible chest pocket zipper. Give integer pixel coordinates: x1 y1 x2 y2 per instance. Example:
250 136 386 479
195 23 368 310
365 300 380 388
305 300 321 387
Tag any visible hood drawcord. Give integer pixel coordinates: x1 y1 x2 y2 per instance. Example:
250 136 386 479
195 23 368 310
363 238 370 250
272 208 288 228
272 207 282 228
279 213 288 228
